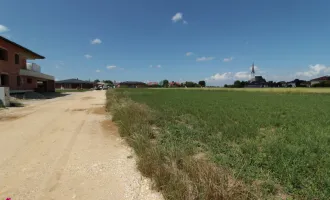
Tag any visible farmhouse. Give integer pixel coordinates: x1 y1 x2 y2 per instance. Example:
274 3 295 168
55 78 94 89
0 36 55 92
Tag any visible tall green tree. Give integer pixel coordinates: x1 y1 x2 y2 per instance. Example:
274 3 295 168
198 80 206 87
162 79 169 87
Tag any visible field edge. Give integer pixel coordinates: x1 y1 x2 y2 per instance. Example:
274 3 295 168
105 90 272 200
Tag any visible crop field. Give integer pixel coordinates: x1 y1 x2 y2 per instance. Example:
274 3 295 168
153 87 330 94
107 89 330 199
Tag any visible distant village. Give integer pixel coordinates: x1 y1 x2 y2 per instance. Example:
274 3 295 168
224 63 330 88
54 74 330 90
57 63 330 89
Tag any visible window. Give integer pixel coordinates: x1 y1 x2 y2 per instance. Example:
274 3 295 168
0 74 9 86
17 76 21 86
0 48 8 61
27 78 32 84
15 54 20 64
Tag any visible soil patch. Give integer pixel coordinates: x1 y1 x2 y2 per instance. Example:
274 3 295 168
81 96 95 100
71 108 87 112
91 107 106 115
101 119 119 137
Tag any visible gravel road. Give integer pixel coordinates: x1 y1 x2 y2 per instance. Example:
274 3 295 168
0 91 163 200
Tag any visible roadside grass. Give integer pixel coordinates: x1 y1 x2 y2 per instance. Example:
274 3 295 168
106 89 330 199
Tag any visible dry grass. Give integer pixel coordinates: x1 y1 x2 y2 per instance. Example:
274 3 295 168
106 90 262 200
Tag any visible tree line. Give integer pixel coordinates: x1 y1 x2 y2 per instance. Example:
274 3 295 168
158 80 206 88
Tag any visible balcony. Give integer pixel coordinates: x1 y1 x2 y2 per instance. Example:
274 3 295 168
20 63 54 80
26 63 41 72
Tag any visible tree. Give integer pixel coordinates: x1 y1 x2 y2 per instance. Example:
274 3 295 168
240 81 248 88
224 84 228 88
103 80 114 85
233 80 241 88
162 79 169 87
198 80 206 87
94 79 100 83
185 81 197 87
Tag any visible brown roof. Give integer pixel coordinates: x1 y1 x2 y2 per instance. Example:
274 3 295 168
0 36 45 59
310 76 330 81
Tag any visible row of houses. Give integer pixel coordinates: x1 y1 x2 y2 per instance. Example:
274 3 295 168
55 79 148 89
55 77 330 89
281 77 330 87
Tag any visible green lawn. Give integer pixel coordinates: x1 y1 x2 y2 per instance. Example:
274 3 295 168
110 89 330 199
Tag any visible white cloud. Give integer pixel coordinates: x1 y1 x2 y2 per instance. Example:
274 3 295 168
96 69 101 73
150 65 162 68
234 71 251 79
106 65 117 70
183 20 188 25
196 56 215 62
223 57 234 62
172 13 183 22
206 72 233 81
91 38 102 44
84 54 92 59
0 25 9 33
296 64 330 78
186 52 194 56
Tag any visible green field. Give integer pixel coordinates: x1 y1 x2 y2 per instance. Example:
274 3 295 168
107 89 330 199
154 87 330 94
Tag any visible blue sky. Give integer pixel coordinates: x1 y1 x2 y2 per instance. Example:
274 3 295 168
1 0 330 85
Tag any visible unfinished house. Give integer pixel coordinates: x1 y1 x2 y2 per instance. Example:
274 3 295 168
0 36 55 93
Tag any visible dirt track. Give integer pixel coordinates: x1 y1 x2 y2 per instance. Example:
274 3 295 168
0 91 163 200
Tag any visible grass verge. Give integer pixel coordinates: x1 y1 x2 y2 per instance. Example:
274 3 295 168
106 90 264 200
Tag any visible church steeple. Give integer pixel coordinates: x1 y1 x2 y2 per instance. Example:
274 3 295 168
251 62 255 77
